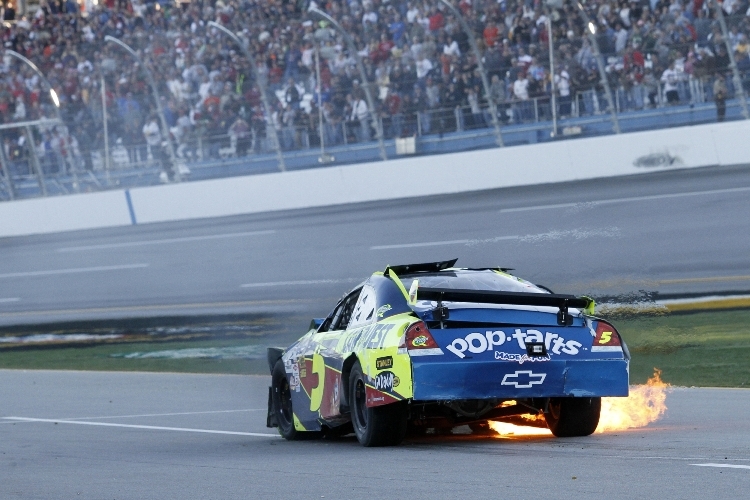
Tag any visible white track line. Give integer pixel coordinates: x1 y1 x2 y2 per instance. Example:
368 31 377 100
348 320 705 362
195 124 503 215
370 239 473 250
370 227 620 250
0 264 149 279
55 409 266 421
499 186 750 213
57 230 275 252
241 278 357 288
0 297 20 303
2 417 279 438
691 463 750 470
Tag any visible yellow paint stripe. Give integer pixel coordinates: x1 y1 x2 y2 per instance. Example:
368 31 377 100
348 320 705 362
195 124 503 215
658 275 750 284
666 298 750 312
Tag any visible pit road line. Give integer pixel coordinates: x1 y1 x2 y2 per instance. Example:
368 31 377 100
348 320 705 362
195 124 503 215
498 185 750 213
2 417 280 438
0 264 149 279
0 298 20 303
57 230 276 252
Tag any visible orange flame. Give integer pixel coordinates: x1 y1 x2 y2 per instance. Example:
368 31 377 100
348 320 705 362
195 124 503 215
487 419 551 438
596 368 669 433
486 368 669 438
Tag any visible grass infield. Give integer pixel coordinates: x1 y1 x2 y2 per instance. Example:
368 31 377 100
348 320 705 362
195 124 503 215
1 310 749 387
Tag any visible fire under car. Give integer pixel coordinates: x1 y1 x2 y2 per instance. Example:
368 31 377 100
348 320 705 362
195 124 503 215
266 259 629 447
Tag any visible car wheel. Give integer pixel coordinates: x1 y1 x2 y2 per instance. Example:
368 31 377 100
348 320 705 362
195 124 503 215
545 397 601 437
349 361 407 447
271 360 306 440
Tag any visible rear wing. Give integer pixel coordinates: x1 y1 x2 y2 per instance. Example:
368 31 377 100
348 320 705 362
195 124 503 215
416 287 593 326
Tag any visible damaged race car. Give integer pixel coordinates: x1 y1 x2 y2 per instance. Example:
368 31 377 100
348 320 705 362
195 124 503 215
266 259 629 447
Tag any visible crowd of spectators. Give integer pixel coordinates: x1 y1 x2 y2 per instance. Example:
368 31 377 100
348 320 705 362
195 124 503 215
1 0 749 175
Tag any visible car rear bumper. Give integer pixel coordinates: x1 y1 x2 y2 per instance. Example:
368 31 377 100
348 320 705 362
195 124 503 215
411 359 629 400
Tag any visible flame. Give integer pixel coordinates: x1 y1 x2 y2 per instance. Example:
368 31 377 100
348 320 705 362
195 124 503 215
596 368 669 433
486 368 669 438
487 419 551 438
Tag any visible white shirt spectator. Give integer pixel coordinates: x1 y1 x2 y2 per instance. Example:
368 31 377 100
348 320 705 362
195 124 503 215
416 57 433 78
615 27 629 54
513 77 529 100
554 70 571 97
660 67 681 92
443 40 460 57
142 120 161 147
407 6 420 23
350 99 368 121
362 10 377 26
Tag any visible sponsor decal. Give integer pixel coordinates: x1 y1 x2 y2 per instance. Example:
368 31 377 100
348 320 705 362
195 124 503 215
376 304 392 318
373 371 399 391
376 356 393 370
445 330 508 358
411 335 428 347
341 323 396 352
289 362 301 392
494 351 550 364
501 370 546 388
633 152 682 168
446 329 582 359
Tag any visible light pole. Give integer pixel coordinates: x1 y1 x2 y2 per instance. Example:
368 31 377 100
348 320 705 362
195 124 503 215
104 35 181 181
5 50 61 121
547 16 558 137
309 7 388 161
574 3 621 134
5 49 65 194
314 28 336 164
208 21 286 172
438 0 504 147
711 0 749 119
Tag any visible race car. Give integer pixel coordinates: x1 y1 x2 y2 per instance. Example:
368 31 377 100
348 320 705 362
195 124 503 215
266 259 629 447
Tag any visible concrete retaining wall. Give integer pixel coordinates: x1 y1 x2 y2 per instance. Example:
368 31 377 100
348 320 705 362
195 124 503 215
2 119 749 237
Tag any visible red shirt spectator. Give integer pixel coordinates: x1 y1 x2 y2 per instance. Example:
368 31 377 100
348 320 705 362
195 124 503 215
429 10 444 32
484 21 499 47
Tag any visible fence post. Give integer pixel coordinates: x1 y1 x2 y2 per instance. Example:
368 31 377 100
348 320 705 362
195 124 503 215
0 141 14 200
24 126 46 196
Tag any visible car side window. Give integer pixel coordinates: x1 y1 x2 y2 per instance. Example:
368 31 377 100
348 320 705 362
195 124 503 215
348 285 377 329
319 288 362 333
331 289 361 331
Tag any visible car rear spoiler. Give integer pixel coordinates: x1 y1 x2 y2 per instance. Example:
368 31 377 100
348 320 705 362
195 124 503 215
416 287 593 326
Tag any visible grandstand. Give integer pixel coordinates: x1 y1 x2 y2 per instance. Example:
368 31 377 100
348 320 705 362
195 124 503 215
0 0 748 200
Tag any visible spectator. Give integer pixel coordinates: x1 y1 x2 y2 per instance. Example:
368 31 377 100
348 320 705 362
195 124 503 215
661 62 682 104
713 73 727 122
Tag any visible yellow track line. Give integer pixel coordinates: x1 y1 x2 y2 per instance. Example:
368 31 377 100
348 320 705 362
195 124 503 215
658 275 750 284
666 297 750 312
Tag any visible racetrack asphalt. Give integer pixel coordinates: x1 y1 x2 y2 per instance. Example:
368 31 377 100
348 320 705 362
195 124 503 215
1 369 748 499
0 163 749 328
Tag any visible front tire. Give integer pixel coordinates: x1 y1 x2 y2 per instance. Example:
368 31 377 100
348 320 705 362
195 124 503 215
349 361 407 447
545 397 601 437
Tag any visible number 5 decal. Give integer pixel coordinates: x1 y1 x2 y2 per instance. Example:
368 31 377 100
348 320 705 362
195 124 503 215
598 331 612 344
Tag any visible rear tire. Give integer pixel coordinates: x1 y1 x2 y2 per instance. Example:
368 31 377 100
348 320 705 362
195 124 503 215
545 397 601 437
349 361 407 447
272 360 321 440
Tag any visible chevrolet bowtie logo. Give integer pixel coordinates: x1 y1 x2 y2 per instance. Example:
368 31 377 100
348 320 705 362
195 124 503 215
501 370 546 388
